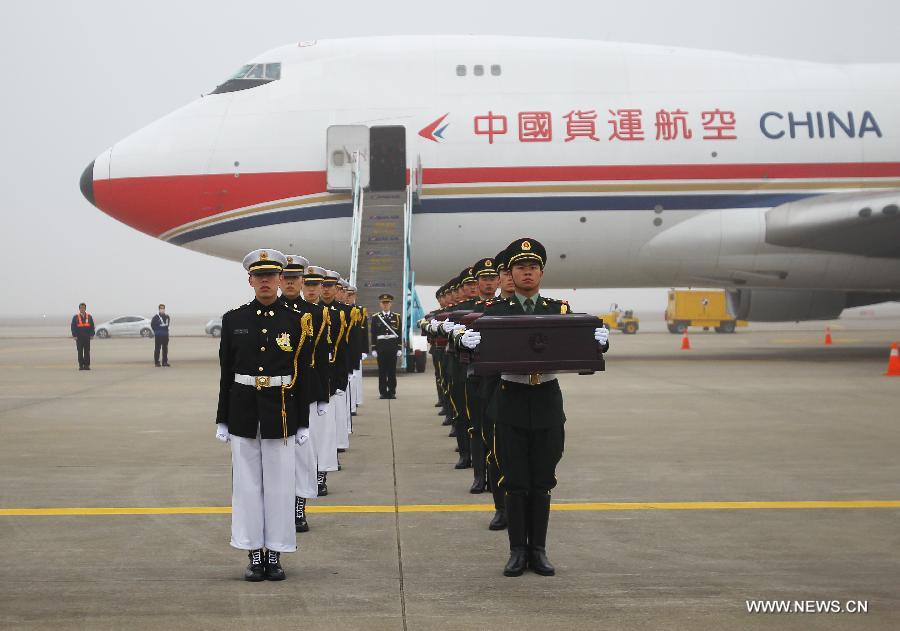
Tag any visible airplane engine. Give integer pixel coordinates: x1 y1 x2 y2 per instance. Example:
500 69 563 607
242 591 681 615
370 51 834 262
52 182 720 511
727 289 847 322
727 289 900 322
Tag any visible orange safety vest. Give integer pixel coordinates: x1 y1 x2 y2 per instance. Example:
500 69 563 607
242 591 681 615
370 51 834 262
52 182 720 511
75 313 92 327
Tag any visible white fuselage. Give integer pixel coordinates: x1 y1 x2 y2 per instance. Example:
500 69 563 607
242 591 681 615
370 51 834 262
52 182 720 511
86 36 900 291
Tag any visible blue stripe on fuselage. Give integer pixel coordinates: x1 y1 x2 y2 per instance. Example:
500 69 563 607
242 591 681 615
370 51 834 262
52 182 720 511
166 192 818 245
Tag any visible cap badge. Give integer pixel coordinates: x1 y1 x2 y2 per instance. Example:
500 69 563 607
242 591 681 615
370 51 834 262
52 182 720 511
485 260 493 267
286 257 293 264
521 241 532 251
259 251 269 260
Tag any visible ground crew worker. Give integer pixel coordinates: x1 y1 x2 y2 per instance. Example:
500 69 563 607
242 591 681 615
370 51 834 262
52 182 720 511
215 249 307 582
70 302 95 370
460 238 610 577
279 255 329 533
370 294 402 399
151 304 171 367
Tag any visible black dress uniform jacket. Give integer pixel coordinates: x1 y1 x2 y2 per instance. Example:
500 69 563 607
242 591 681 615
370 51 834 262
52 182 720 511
323 301 353 394
279 295 330 405
216 299 310 440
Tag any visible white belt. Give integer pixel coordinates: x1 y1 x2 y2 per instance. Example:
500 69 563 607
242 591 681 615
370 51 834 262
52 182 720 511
377 334 399 340
501 372 558 386
235 374 293 389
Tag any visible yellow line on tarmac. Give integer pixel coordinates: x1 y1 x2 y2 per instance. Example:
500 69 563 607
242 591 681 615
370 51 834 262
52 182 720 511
1 500 898 517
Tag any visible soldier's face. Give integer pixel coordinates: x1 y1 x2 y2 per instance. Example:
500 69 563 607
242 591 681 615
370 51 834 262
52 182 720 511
499 270 516 294
511 263 543 292
463 281 479 298
249 272 280 301
280 275 302 298
478 275 499 297
380 300 392 311
347 293 357 304
302 281 321 301
321 282 337 301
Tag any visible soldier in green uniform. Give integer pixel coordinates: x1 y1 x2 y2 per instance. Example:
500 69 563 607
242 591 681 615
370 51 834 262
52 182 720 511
460 238 610 577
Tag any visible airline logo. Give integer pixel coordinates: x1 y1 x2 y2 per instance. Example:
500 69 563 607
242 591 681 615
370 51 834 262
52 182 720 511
419 113 450 142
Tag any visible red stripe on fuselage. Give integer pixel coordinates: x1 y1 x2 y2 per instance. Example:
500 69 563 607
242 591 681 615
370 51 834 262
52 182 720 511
423 162 900 184
93 171 326 237
92 162 900 237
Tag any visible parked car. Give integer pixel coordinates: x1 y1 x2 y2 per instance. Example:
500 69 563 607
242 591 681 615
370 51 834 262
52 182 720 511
95 315 154 338
205 317 223 337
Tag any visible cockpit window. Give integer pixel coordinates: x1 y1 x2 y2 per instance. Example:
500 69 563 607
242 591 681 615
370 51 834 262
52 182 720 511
210 62 282 94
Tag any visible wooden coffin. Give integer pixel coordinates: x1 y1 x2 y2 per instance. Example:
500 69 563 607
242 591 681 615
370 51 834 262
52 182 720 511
460 314 605 375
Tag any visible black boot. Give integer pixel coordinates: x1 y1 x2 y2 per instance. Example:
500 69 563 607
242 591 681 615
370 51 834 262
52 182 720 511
503 493 528 577
469 434 486 493
441 413 452 426
244 548 265 582
528 491 555 576
454 426 471 469
295 496 309 533
264 549 286 581
448 424 457 437
317 472 328 497
489 489 508 531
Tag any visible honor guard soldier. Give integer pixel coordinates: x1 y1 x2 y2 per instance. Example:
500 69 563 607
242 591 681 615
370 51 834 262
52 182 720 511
279 255 330 533
446 267 480 468
321 269 353 489
459 257 500 495
71 302 95 370
370 294 402 399
215 249 309 581
460 238 610 577
301 265 339 495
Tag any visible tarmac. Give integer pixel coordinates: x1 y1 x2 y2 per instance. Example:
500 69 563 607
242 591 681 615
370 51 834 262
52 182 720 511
1 322 899 630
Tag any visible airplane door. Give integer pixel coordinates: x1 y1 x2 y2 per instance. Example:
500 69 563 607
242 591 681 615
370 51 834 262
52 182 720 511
369 126 406 192
326 125 369 191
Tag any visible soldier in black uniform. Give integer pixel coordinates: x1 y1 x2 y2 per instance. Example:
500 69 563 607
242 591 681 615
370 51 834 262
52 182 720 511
321 270 353 491
460 238 610 577
456 257 500 494
301 265 339 493
215 249 310 582
445 267 480 468
370 294 402 399
278 255 330 533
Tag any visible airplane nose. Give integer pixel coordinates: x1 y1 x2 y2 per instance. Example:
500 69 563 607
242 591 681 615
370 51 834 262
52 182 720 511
80 160 95 207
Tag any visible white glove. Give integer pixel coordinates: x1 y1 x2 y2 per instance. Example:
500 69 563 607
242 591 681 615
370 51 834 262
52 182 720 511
452 324 466 335
429 318 440 332
361 353 368 360
594 327 609 346
396 349 402 357
442 320 456 333
371 350 378 358
335 389 345 395
215 423 230 443
316 402 329 416
460 329 481 349
295 427 310 445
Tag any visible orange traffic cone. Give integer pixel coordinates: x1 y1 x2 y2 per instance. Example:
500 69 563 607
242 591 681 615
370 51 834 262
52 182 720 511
824 327 833 346
680 329 691 350
885 342 900 377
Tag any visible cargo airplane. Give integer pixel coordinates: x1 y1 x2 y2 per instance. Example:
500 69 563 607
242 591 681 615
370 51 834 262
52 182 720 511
80 36 900 321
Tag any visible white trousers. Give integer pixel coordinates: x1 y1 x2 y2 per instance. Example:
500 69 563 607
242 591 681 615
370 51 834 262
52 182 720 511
351 366 363 408
311 400 338 472
295 407 319 498
230 434 296 553
334 390 350 450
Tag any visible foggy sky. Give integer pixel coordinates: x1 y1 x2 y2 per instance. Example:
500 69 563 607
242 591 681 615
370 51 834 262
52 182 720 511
2 0 899 318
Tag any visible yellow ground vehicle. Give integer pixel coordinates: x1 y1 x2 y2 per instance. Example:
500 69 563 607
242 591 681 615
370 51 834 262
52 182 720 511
598 304 640 334
665 289 747 334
